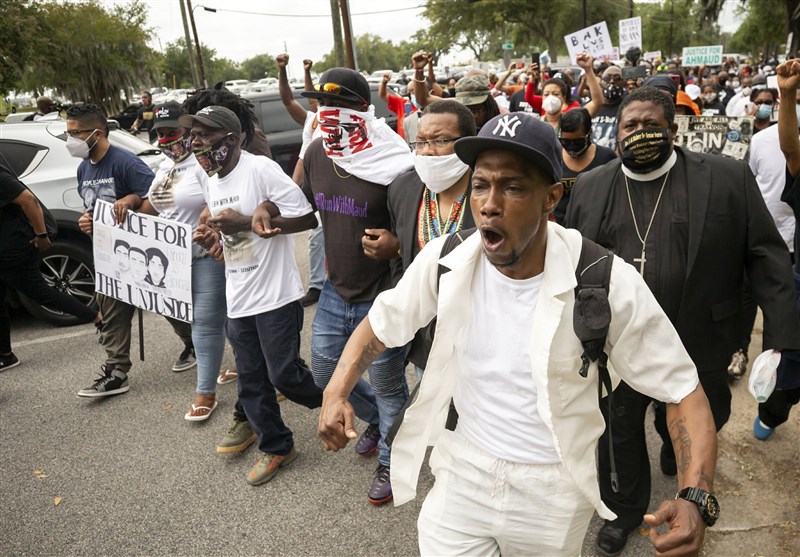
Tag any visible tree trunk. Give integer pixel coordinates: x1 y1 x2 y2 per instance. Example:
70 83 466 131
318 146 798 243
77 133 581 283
788 0 800 55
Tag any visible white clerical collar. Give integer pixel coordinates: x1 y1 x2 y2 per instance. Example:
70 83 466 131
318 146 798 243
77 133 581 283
621 150 677 181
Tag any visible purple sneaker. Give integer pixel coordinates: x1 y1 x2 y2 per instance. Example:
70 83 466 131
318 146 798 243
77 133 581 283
368 464 393 506
355 423 380 455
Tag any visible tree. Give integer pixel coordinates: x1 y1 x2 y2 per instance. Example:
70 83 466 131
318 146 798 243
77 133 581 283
0 0 49 96
316 34 423 73
241 54 279 81
17 0 159 113
728 0 788 55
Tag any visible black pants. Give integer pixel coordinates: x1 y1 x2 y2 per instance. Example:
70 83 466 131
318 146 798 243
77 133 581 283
759 387 800 428
598 373 730 530
739 273 759 355
0 248 97 353
227 301 322 456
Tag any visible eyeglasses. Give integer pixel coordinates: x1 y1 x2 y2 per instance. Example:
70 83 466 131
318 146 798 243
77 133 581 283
754 100 775 105
409 138 462 150
315 82 367 104
65 129 96 138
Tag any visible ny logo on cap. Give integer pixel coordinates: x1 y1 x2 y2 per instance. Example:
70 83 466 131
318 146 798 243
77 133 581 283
492 114 522 138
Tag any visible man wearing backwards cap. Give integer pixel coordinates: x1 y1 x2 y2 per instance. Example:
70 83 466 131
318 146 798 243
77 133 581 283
318 111 717 555
300 67 414 505
183 106 324 487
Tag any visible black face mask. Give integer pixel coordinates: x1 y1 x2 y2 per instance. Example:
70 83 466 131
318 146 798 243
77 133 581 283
560 135 592 158
618 128 672 173
448 87 457 98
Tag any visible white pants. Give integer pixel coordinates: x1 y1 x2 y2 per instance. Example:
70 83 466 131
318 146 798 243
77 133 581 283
418 429 594 557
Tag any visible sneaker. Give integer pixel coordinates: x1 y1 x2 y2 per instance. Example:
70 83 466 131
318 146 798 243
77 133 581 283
753 416 774 440
217 368 238 385
246 446 298 486
727 349 748 379
172 345 196 372
300 287 321 307
216 419 257 453
77 365 129 398
355 423 381 455
368 463 393 505
0 352 20 372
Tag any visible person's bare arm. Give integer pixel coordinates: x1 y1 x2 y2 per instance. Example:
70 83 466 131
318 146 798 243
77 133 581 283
379 72 392 102
12 189 51 250
318 316 386 450
495 65 515 94
427 59 443 97
412 51 442 107
777 60 800 176
579 53 604 117
277 53 308 126
251 201 316 237
113 194 142 224
303 58 318 112
644 384 717 556
138 198 158 216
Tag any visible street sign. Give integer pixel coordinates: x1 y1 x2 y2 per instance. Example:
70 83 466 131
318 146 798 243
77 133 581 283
502 43 514 50
682 45 723 66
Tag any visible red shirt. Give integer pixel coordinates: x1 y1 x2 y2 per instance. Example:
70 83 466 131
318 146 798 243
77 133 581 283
524 82 580 115
387 93 418 140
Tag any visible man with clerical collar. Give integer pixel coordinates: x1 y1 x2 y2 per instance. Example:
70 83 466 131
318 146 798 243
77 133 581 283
566 86 800 556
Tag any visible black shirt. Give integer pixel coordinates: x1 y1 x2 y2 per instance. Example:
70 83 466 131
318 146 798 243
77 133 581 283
0 166 33 260
302 139 394 303
557 145 617 225
597 155 690 321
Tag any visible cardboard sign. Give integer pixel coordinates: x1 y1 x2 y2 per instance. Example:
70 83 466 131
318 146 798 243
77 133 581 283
564 22 615 64
644 50 662 62
619 17 642 52
92 200 193 322
674 115 754 161
682 45 724 66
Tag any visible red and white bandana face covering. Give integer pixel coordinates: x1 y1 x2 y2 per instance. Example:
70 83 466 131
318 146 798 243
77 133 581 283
317 106 414 185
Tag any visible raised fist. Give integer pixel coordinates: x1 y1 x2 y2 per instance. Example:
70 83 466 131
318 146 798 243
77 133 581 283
276 53 289 68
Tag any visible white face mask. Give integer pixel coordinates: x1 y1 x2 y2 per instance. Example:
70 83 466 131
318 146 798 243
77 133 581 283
66 130 98 159
413 152 469 194
542 95 562 115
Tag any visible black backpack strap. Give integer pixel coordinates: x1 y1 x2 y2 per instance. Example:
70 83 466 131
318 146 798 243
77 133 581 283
385 227 477 448
574 236 619 492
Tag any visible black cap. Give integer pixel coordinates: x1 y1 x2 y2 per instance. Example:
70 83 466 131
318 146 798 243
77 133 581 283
153 102 183 130
178 105 242 135
301 67 370 105
643 74 678 98
455 113 562 184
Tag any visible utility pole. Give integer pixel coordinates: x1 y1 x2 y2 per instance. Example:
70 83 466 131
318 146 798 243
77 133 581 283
178 0 200 89
629 0 634 18
339 0 358 70
186 0 208 88
329 0 345 67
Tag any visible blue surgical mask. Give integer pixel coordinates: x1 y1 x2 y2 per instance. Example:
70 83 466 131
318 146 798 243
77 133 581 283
756 104 772 120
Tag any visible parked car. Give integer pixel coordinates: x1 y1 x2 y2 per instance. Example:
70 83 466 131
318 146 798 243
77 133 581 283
224 80 251 94
109 103 141 130
243 84 399 175
366 70 395 83
0 121 163 325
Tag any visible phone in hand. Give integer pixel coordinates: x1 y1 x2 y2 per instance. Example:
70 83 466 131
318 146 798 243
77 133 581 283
531 52 540 67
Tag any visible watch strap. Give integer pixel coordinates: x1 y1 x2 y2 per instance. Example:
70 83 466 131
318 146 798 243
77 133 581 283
36 232 49 239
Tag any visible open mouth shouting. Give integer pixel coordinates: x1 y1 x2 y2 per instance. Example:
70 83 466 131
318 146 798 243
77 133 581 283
480 225 505 253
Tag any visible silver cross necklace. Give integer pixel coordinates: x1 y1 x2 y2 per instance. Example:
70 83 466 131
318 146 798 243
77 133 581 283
624 170 670 275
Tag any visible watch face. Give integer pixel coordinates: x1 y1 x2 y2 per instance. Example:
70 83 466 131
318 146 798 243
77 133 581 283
706 494 720 519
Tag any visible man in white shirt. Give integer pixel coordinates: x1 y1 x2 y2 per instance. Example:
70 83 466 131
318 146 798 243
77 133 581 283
183 106 323 486
318 113 719 556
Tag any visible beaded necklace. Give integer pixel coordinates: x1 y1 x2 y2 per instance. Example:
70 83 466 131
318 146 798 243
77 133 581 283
417 187 468 249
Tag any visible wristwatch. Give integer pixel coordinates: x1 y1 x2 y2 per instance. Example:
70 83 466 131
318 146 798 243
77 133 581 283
676 487 720 527
35 232 49 239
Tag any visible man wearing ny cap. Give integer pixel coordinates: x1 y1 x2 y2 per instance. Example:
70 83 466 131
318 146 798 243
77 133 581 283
183 106 324 486
300 67 415 505
318 111 717 556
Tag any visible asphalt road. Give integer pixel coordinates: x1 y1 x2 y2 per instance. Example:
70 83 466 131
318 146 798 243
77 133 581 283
1 230 798 556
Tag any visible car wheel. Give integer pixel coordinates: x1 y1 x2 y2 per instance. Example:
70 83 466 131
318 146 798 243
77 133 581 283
18 241 98 326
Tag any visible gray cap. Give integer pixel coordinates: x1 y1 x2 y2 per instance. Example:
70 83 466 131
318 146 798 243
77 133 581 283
454 75 491 106
178 105 242 135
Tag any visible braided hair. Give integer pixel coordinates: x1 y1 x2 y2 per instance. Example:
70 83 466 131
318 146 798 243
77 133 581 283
182 83 257 148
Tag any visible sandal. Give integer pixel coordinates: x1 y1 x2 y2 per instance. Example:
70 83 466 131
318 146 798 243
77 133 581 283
184 398 219 422
217 368 238 385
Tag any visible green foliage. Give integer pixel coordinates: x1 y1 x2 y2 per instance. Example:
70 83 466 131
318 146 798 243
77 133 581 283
9 0 160 113
0 0 48 96
728 0 787 55
241 54 279 81
316 34 423 73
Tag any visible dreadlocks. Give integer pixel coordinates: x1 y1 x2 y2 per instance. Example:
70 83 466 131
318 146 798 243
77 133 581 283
182 84 257 148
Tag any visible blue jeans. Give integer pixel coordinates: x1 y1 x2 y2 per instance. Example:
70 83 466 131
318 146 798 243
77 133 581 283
191 257 227 394
309 222 326 290
311 280 408 466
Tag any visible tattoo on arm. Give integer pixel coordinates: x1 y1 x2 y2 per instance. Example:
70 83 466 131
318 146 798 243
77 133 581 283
354 337 384 374
669 417 693 474
700 471 714 490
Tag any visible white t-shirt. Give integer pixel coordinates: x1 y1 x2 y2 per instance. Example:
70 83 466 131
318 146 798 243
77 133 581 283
298 110 322 160
749 124 796 251
199 151 312 318
148 155 207 258
454 254 560 464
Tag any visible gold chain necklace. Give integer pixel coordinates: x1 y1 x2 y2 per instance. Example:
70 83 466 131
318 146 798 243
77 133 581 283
331 159 351 179
624 170 670 275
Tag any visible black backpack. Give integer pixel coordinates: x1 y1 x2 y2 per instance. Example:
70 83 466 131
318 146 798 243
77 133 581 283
385 227 619 491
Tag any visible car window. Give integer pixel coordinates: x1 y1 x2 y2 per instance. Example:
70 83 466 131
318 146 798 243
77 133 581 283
254 97 310 134
0 140 47 177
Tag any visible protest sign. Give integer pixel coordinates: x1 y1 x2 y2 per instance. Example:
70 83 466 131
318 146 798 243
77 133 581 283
674 115 754 161
682 45 723 66
644 50 662 62
92 199 193 322
564 22 614 63
619 16 642 52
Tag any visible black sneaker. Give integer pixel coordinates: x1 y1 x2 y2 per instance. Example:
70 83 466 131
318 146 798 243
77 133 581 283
172 345 196 372
300 288 321 307
368 463 393 506
77 365 130 398
0 352 20 371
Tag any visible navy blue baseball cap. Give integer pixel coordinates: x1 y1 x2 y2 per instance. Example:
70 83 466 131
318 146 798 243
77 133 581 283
153 102 183 130
454 112 563 184
302 67 370 106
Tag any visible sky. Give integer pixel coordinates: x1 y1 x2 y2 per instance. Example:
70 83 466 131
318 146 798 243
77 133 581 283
96 0 741 79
